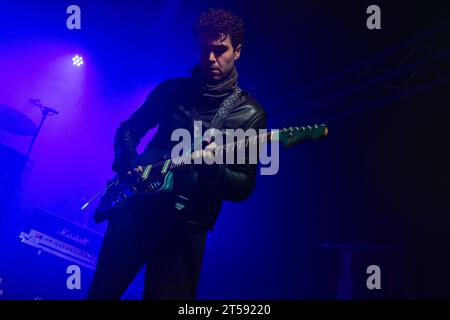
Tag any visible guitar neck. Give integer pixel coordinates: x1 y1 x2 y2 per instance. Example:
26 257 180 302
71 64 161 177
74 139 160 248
169 131 275 169
145 124 327 172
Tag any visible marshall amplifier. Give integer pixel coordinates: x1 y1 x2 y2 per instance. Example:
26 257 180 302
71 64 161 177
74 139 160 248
0 207 106 299
0 207 144 300
0 207 103 299
19 207 104 270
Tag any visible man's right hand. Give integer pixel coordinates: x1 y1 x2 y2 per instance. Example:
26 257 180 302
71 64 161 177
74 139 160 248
127 166 144 177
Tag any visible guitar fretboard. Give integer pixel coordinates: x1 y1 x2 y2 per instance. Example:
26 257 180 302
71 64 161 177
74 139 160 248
169 130 275 169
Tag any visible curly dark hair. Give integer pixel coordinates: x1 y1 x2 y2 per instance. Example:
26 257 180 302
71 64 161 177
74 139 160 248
194 8 245 48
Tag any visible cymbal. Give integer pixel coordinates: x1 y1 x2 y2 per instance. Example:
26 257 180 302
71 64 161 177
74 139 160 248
0 104 37 136
0 144 27 163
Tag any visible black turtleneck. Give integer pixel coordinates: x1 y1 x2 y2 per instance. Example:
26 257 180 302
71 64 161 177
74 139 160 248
190 64 238 99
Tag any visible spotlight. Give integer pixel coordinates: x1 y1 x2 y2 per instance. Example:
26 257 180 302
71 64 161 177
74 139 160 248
72 55 84 67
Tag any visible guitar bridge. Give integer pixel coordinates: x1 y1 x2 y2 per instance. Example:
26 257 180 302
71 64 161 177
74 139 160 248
174 195 190 211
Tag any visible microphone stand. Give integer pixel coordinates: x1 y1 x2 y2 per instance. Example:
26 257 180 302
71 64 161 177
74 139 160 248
25 100 59 161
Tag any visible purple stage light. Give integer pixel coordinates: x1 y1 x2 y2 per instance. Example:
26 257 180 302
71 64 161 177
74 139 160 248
72 55 84 67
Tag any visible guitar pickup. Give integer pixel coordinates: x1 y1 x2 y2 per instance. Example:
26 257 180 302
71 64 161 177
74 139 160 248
161 160 171 175
141 165 152 180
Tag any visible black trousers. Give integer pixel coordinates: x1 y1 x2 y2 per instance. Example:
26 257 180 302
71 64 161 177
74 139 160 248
87 203 208 300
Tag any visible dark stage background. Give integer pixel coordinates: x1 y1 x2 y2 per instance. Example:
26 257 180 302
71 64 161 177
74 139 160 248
0 0 449 299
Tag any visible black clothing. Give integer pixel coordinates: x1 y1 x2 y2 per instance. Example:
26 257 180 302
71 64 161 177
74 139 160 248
88 201 208 300
107 69 267 230
89 67 266 300
191 64 239 99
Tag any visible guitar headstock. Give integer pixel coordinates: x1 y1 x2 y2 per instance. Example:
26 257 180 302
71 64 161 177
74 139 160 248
275 124 328 148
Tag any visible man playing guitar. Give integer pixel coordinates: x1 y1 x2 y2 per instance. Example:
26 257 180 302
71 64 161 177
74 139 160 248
87 8 267 300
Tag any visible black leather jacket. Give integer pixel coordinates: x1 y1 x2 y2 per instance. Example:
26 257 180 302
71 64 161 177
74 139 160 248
110 76 267 229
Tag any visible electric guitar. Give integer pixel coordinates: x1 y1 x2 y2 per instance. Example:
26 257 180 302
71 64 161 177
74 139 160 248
86 125 328 221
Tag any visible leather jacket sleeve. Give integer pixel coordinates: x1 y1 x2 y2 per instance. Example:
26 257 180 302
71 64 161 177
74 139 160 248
112 80 171 174
206 109 267 202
